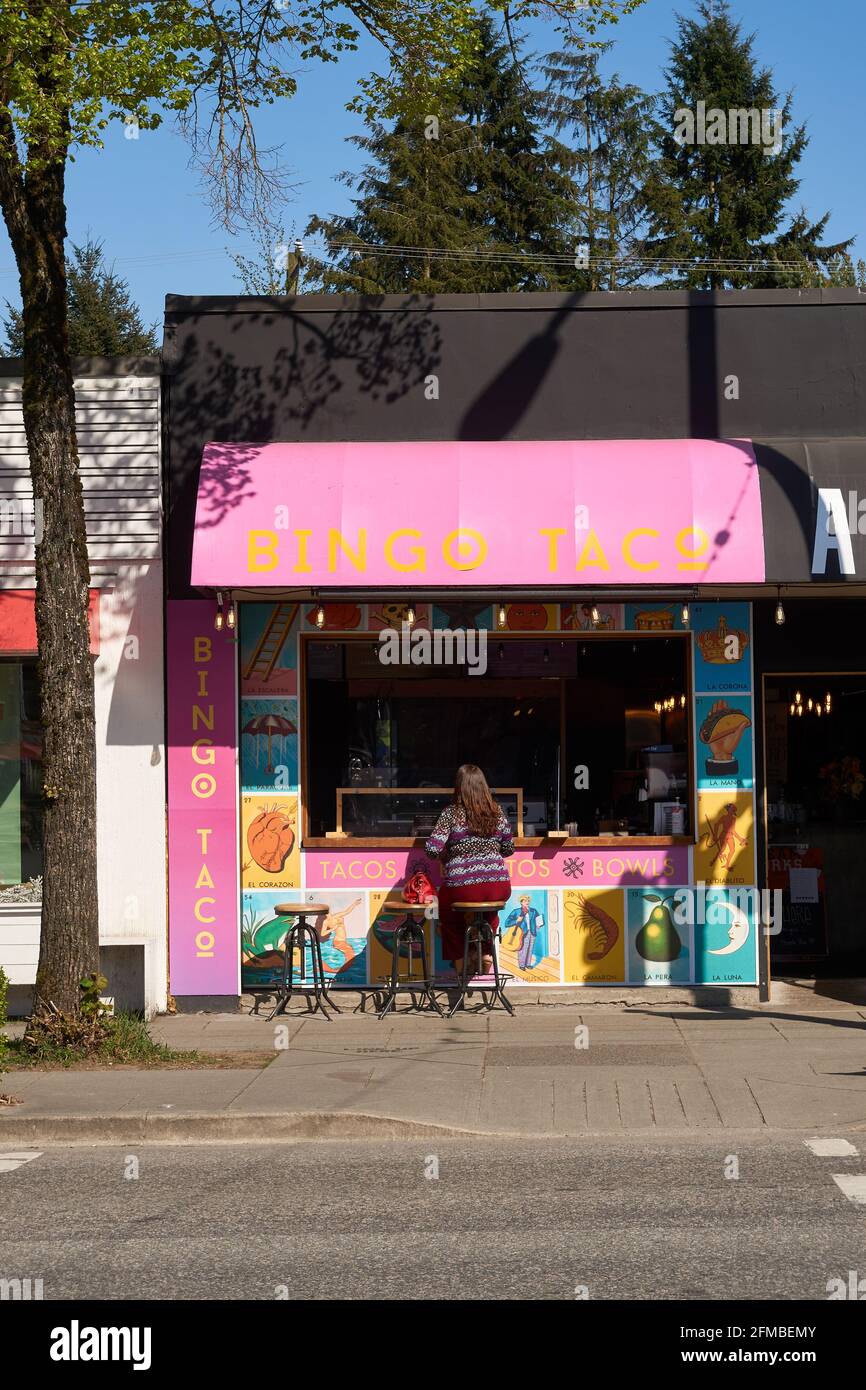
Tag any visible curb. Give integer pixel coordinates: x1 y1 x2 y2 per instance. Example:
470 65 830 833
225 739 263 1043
2 1109 865 1144
0 1110 494 1144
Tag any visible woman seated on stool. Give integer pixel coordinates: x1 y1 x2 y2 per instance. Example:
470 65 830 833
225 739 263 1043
425 764 514 976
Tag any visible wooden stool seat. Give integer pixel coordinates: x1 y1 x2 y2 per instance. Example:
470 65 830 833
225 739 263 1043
451 900 506 911
275 902 329 916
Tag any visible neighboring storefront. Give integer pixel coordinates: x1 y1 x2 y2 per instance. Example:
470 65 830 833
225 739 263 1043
0 358 167 1016
163 291 866 1008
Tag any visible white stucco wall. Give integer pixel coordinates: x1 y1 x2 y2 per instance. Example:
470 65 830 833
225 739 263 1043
94 563 167 1015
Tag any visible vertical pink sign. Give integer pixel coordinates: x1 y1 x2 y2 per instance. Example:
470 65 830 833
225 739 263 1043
167 600 239 996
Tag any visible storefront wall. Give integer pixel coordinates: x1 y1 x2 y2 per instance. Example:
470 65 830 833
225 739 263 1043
167 592 764 1002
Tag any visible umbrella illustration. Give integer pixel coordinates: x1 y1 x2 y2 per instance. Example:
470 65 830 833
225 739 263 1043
242 711 297 774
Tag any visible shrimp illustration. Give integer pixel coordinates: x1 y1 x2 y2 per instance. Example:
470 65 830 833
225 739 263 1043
702 803 747 869
570 893 619 961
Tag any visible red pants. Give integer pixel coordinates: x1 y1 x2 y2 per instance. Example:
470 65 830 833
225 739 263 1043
437 881 511 960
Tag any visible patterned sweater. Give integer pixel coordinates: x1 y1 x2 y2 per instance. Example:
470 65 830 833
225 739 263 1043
425 804 514 888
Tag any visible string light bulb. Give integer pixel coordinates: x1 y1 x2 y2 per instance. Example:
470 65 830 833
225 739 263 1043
226 601 236 630
314 603 326 629
590 601 600 626
405 604 416 626
497 603 507 629
214 591 224 631
681 602 690 626
775 587 785 625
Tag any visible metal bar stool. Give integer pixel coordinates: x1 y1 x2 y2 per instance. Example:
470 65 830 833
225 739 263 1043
266 903 341 1022
375 897 443 1019
446 901 514 1017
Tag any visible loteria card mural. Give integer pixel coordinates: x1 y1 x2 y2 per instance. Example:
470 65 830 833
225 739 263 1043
562 889 625 984
695 791 755 886
241 793 300 890
696 696 753 790
693 888 758 985
692 602 751 693
239 602 299 696
499 890 561 984
626 888 692 984
241 890 369 989
240 698 298 792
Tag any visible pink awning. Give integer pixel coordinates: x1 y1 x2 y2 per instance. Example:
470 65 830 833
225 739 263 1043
191 438 765 588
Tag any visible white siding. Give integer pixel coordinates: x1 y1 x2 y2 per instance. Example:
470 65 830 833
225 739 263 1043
0 374 160 564
0 370 166 1015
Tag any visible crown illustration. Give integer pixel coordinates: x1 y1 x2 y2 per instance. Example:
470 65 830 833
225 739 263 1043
696 615 749 665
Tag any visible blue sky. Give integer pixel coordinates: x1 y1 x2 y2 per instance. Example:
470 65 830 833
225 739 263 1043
0 0 863 331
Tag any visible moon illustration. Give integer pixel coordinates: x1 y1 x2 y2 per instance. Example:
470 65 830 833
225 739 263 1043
708 901 751 955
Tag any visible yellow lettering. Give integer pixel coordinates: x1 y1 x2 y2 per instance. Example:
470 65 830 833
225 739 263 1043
196 829 212 854
622 528 660 571
195 930 215 956
195 864 215 889
385 860 397 880
248 530 278 573
293 530 313 573
192 739 215 765
676 525 710 571
576 529 610 571
197 669 208 696
194 898 216 924
194 636 211 664
328 528 367 573
192 704 214 732
384 529 426 572
442 528 487 572
593 859 604 877
539 527 567 573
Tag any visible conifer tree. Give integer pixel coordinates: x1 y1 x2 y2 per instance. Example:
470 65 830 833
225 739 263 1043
3 238 157 356
540 38 654 290
641 0 850 288
307 18 572 293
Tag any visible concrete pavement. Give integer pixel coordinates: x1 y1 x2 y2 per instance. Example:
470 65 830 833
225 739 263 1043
2 998 866 1142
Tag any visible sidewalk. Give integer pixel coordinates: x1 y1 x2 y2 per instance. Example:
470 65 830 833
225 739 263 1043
3 995 866 1142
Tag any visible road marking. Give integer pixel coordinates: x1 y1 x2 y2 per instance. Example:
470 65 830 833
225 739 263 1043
804 1138 859 1157
0 1151 42 1173
832 1175 866 1206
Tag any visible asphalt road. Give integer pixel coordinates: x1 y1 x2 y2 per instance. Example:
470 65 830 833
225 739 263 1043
1 1136 865 1301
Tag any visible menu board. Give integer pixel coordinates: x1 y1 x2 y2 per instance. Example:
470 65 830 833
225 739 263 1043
767 845 828 961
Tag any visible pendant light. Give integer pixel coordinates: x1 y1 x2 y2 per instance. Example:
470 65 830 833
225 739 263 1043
775 586 785 625
497 603 507 629
214 591 224 631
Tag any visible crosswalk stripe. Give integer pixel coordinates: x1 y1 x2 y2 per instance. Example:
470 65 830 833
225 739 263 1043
832 1175 866 1206
0 1152 42 1172
804 1138 859 1157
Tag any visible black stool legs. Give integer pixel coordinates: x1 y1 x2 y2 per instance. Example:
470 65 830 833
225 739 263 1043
267 915 342 1021
447 914 514 1017
377 918 443 1019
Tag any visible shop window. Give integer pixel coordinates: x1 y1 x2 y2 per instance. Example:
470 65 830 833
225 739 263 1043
304 636 691 839
0 660 43 898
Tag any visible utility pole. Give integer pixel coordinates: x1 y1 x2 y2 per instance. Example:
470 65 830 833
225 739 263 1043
286 239 304 295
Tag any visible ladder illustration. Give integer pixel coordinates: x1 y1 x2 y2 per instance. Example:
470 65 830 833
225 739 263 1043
242 602 299 684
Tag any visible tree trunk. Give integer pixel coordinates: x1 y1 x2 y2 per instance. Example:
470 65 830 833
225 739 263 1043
0 141 99 1015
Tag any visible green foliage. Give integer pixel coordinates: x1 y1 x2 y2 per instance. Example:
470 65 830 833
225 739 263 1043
15 1010 195 1068
305 16 573 293
540 38 655 289
640 0 851 288
3 238 158 356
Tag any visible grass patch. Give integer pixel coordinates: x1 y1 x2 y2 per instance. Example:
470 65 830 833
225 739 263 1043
4 1011 279 1069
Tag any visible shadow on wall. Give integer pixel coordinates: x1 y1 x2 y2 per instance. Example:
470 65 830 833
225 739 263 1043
101 563 165 751
167 297 443 586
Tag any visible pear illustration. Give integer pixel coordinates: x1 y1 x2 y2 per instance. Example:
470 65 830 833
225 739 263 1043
636 895 683 962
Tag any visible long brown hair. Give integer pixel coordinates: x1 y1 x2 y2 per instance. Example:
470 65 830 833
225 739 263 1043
453 764 500 837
